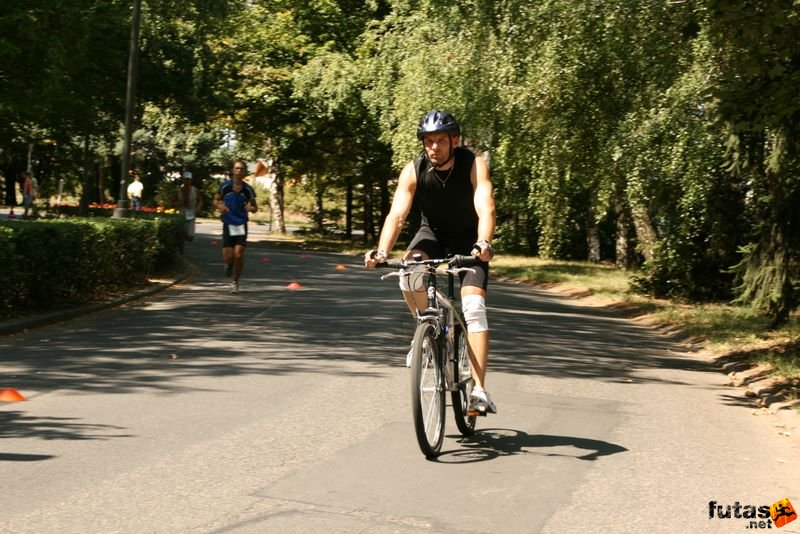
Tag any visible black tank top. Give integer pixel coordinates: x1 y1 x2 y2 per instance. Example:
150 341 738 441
413 147 478 239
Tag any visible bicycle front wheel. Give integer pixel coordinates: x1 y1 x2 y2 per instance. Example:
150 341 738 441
451 324 476 436
411 321 445 459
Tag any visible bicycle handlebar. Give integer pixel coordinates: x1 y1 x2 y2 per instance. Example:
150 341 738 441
375 254 483 270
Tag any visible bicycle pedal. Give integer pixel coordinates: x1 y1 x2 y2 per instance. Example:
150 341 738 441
466 409 487 417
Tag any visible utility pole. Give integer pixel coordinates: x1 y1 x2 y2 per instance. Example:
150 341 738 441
113 0 142 218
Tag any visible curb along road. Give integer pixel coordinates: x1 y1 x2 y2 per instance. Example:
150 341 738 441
0 261 193 337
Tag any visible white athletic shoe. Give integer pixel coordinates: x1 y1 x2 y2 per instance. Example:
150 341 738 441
230 280 239 294
470 387 497 414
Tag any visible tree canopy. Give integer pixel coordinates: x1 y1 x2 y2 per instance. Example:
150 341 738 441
1 0 798 325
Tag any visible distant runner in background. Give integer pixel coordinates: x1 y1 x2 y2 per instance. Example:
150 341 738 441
177 171 203 242
214 160 258 294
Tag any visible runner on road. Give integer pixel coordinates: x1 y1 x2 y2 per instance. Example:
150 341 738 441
214 159 258 294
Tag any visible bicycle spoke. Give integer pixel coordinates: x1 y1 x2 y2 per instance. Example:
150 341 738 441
451 325 476 436
411 322 445 458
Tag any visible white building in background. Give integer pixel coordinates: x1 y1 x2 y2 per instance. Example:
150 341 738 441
209 157 274 189
250 158 274 190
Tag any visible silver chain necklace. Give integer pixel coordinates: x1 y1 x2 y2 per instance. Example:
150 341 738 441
432 164 454 188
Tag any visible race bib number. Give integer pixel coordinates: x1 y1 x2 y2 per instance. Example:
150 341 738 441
228 224 246 236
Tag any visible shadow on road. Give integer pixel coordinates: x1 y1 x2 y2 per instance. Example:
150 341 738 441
0 410 132 444
488 283 714 385
0 238 715 441
0 452 56 462
436 427 628 464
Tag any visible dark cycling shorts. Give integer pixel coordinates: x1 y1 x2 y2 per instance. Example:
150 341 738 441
222 222 248 248
407 225 489 291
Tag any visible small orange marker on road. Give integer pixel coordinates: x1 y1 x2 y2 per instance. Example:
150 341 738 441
210 239 219 245
259 256 271 263
0 388 25 402
336 264 346 270
287 281 302 290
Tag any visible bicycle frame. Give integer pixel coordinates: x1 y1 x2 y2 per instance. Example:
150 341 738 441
381 254 478 392
419 272 469 392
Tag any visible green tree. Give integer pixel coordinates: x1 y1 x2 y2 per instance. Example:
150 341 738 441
703 0 800 326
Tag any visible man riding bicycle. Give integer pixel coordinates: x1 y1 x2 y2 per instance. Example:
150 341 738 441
364 109 497 414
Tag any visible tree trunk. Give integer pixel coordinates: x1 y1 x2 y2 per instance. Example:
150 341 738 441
263 156 285 234
585 187 601 262
586 210 600 263
79 135 90 213
614 194 632 269
345 176 353 239
97 163 105 204
270 175 285 234
630 203 658 263
362 178 374 244
314 185 324 233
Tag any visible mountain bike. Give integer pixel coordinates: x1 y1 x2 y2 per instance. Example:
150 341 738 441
379 254 484 459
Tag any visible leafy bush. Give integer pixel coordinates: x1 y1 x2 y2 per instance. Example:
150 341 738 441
0 216 183 318
631 236 738 302
0 226 22 317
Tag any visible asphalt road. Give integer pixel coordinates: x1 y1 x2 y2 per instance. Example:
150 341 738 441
1 219 799 533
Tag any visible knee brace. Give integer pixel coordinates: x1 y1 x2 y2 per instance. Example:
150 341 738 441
462 294 489 333
399 265 426 292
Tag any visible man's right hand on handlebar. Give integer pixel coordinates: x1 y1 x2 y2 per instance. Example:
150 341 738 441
364 249 388 269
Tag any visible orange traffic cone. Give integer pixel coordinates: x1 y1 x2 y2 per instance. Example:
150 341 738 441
336 264 346 270
287 282 302 290
0 388 25 402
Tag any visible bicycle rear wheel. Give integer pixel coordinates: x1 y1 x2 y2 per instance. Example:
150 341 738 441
411 321 445 458
451 324 476 436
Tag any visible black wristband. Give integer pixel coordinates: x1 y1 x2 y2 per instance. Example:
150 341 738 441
473 240 494 260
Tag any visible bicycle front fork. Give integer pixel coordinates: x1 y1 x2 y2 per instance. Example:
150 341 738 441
439 308 458 390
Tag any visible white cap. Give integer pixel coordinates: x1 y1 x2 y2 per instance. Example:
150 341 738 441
182 171 193 179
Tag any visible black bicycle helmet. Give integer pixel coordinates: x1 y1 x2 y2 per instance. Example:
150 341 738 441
416 110 461 140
